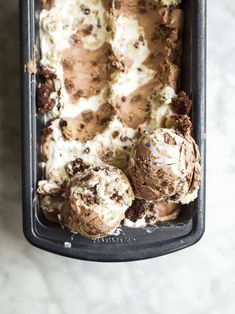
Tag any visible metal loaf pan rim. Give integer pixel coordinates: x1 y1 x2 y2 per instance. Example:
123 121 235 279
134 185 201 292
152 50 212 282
20 0 206 262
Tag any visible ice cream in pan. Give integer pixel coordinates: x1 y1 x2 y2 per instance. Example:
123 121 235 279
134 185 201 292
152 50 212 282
37 0 201 239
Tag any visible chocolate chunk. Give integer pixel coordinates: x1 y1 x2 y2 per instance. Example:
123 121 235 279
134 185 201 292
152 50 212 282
110 193 123 202
93 167 101 172
169 193 181 202
168 185 175 194
40 69 56 80
64 78 74 91
114 1 121 9
37 83 56 113
69 34 80 46
162 181 168 187
37 69 58 113
82 25 93 36
84 147 90 154
83 8 90 15
100 117 110 125
60 119 77 140
138 0 147 13
75 89 83 98
82 173 93 182
59 119 68 128
120 136 128 142
106 25 112 32
167 114 192 136
171 91 192 115
66 158 90 176
112 131 120 139
125 199 150 222
105 48 113 56
133 42 139 49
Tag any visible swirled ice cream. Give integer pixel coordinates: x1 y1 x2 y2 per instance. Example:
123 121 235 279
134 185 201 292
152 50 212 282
37 0 202 238
128 128 201 203
60 164 134 239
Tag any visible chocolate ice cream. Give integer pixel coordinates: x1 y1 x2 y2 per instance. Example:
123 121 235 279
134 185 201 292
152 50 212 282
60 164 134 239
128 128 201 203
124 199 181 226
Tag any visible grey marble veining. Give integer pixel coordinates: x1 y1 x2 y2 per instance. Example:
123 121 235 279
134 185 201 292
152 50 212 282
1 0 235 313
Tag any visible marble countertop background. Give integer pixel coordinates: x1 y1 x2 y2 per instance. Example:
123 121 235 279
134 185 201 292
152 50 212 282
1 0 235 313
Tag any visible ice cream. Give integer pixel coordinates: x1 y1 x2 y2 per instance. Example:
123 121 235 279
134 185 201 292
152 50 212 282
160 0 182 7
37 179 66 223
40 116 137 182
38 0 184 121
128 128 201 203
40 195 64 223
124 199 181 227
112 0 184 89
60 164 134 239
37 0 201 237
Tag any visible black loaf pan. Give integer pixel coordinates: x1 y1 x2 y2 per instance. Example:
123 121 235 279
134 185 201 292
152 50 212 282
20 0 206 262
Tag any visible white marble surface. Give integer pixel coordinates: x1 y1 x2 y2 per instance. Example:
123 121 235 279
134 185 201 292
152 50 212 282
1 0 235 313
